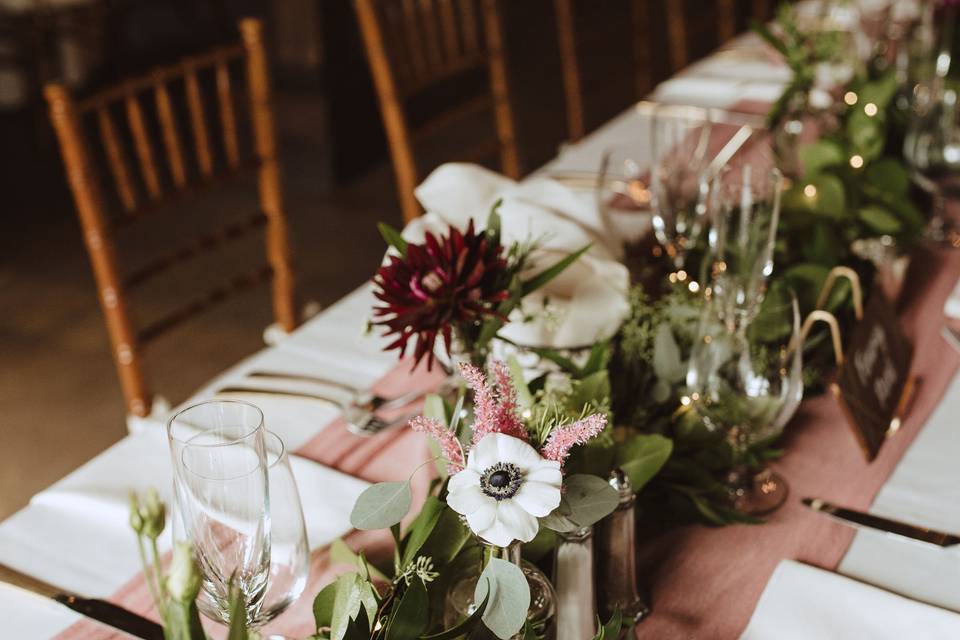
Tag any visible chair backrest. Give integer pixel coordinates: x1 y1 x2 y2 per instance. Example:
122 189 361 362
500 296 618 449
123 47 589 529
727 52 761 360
45 18 296 418
353 0 521 223
556 0 776 142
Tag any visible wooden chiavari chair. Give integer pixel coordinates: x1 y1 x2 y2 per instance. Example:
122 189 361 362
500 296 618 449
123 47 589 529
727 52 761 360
353 0 521 224
44 18 296 420
556 0 778 142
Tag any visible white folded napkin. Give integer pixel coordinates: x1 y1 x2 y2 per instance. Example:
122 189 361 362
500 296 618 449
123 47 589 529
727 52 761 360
0 582 81 639
408 163 631 349
741 560 960 640
0 428 368 598
412 162 621 260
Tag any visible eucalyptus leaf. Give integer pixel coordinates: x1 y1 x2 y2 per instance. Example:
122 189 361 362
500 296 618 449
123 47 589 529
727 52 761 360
614 434 673 492
350 481 413 530
474 558 531 640
540 494 580 533
562 474 620 527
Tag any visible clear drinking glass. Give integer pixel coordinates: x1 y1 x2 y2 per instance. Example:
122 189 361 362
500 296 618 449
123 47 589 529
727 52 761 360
596 146 654 245
706 164 784 326
686 291 804 515
167 400 271 625
903 3 960 246
255 430 309 626
649 106 714 272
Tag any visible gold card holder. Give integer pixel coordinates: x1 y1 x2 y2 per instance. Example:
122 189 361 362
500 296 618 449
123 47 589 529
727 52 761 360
803 267 915 461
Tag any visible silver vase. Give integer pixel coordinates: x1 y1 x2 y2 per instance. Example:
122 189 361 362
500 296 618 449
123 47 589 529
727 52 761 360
596 469 650 624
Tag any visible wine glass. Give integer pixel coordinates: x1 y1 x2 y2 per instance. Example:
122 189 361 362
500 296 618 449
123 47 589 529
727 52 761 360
706 164 784 326
596 146 654 246
255 430 309 627
649 106 714 275
903 4 960 246
686 290 804 515
167 400 271 625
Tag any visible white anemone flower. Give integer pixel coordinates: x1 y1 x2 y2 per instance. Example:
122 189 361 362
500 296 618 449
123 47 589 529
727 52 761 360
446 432 562 547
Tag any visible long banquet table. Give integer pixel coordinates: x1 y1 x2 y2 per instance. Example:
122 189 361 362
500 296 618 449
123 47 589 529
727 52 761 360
5 21 960 640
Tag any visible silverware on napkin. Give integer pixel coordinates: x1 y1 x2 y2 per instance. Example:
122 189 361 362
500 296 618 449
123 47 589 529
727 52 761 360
803 498 960 548
0 563 165 639
213 386 422 436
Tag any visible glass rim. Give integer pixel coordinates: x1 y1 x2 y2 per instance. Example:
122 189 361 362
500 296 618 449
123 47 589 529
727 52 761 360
264 430 286 469
166 399 265 448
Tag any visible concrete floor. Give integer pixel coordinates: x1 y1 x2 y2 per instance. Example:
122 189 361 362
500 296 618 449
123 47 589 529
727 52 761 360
0 92 398 520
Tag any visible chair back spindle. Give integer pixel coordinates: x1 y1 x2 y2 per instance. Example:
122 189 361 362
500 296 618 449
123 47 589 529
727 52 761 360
45 18 296 418
354 0 520 223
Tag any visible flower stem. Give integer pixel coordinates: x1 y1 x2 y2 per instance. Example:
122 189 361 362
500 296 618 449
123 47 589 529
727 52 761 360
136 534 164 620
150 536 168 619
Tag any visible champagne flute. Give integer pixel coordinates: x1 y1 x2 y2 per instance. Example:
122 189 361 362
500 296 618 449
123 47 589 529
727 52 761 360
686 290 804 515
596 146 654 245
167 400 271 625
707 164 784 326
649 106 713 275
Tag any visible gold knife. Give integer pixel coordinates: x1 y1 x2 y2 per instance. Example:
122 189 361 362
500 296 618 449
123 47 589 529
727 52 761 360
803 498 960 548
0 563 165 639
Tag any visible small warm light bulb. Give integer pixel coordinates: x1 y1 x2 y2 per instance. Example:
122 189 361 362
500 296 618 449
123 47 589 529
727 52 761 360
804 184 817 198
680 395 691 406
849 154 864 169
843 91 858 105
676 269 688 282
864 102 878 117
688 281 700 293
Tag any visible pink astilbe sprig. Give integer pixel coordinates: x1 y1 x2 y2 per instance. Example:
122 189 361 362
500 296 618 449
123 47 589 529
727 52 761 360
409 416 465 473
459 362 528 445
541 414 608 467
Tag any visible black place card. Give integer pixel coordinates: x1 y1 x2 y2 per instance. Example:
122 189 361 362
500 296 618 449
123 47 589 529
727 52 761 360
830 290 914 461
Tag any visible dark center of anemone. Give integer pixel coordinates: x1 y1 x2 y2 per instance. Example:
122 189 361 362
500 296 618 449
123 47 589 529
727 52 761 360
479 462 523 501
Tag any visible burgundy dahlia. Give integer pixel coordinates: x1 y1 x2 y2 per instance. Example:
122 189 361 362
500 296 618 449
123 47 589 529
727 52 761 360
372 219 510 369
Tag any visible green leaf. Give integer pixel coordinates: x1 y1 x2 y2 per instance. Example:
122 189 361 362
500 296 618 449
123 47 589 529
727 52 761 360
520 245 590 297
420 584 490 640
414 502 472 567
507 356 535 408
474 558 531 639
858 205 902 235
330 574 364 640
561 474 620 527
487 199 503 242
350 481 413 530
615 434 673 492
422 394 448 423
313 581 339 632
399 496 444 568
385 578 428 640
799 139 844 177
377 222 408 258
863 157 910 196
806 174 847 219
540 494 580 533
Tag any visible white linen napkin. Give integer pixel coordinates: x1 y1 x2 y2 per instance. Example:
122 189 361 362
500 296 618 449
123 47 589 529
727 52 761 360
407 163 631 349
741 560 960 640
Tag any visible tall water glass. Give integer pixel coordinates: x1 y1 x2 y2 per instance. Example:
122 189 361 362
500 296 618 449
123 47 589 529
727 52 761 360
707 165 784 327
649 106 714 272
167 400 271 625
256 430 309 626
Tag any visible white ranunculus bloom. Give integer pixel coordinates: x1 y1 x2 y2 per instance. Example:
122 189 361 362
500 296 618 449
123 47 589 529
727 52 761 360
446 433 562 547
